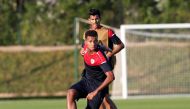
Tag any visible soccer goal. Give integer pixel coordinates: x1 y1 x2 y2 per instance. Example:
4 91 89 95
74 18 190 99
119 23 190 99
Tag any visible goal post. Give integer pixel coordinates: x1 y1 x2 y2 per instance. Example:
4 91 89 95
120 23 190 99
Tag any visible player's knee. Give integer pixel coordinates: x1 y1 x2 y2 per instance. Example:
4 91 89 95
67 89 77 100
103 96 111 105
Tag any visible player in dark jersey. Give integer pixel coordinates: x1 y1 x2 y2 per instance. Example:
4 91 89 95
80 8 124 109
67 30 115 109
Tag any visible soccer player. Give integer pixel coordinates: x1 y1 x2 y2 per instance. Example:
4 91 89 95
67 30 115 109
80 8 124 109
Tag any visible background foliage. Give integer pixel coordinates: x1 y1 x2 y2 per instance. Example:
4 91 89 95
1 0 190 45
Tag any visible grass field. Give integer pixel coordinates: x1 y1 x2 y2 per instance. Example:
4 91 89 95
1 97 190 109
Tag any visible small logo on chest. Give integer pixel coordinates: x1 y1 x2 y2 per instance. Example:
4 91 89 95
90 59 95 64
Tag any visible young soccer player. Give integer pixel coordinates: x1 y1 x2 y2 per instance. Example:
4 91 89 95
80 8 124 109
67 30 115 109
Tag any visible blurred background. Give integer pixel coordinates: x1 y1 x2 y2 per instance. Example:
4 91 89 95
1 0 190 109
1 0 190 45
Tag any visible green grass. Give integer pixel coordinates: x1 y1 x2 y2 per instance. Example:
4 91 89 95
1 97 190 109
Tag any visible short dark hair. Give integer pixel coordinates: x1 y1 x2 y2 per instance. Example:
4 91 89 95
89 8 101 17
85 30 98 39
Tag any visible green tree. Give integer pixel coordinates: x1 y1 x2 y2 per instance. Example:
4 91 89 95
122 0 190 24
1 0 190 45
122 0 161 24
0 0 18 45
157 0 190 23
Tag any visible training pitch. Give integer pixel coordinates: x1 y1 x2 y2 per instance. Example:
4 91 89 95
0 97 190 109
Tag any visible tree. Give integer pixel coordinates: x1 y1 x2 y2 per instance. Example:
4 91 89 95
0 0 18 45
1 0 190 45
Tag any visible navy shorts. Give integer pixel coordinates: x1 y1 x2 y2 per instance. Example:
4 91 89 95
81 69 109 94
70 78 107 109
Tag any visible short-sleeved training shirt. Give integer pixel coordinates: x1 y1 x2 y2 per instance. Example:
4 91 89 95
83 45 112 81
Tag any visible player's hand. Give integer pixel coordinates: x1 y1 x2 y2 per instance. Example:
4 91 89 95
80 48 85 56
106 52 112 58
86 90 98 100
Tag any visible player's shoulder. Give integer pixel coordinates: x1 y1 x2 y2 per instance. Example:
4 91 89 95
99 26 114 34
96 49 105 57
100 26 112 31
96 49 107 63
100 26 108 30
106 28 115 38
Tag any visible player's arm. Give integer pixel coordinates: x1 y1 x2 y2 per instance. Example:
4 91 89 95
106 29 124 58
86 62 115 100
86 70 114 100
95 70 114 92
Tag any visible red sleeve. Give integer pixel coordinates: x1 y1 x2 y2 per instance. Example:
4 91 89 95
97 51 107 64
108 29 115 38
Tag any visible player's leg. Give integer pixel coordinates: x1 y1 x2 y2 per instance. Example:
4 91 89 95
67 89 78 109
99 103 105 109
101 57 117 109
101 94 117 109
86 91 105 109
67 79 87 109
85 78 107 109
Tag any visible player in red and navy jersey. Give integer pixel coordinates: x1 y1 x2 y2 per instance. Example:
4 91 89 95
67 30 115 109
80 9 124 109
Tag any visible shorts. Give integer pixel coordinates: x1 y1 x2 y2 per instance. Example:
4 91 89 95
70 77 107 109
81 69 109 94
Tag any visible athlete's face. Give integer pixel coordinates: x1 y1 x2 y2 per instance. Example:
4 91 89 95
88 15 101 26
85 36 98 51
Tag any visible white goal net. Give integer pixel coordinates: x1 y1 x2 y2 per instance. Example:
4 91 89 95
119 23 190 99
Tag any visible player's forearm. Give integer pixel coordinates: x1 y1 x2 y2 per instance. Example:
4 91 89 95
113 43 124 55
107 43 124 57
95 72 115 93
